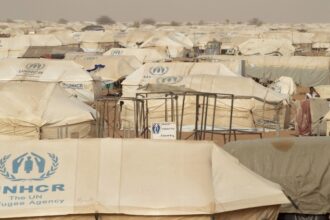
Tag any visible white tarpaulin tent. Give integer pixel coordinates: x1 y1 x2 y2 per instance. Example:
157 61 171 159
0 58 94 102
323 111 330 136
269 76 297 96
0 138 289 219
0 35 65 58
140 32 193 58
122 61 240 100
123 62 239 89
0 38 10 58
76 31 116 53
122 72 288 130
238 39 295 56
314 88 330 136
0 81 95 139
114 30 153 48
315 85 330 99
104 48 169 63
187 74 289 129
120 62 289 130
68 55 142 81
260 31 314 44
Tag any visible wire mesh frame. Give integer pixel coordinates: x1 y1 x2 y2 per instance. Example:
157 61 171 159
95 92 236 142
180 92 235 142
95 97 145 138
135 91 235 141
135 92 180 139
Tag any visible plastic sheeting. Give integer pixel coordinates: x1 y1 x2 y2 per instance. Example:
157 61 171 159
200 55 330 87
224 137 330 215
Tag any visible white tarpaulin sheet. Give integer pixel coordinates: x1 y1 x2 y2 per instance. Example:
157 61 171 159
122 62 239 88
0 81 95 139
104 48 169 63
238 39 295 56
0 139 289 219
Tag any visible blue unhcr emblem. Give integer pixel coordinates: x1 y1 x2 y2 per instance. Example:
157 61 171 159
0 152 59 182
149 66 169 76
152 124 161 134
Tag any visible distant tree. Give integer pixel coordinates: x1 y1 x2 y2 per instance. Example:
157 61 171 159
96 15 116 25
170 21 181 26
132 21 140 28
297 29 307 33
198 20 205 25
36 20 43 24
141 18 156 25
81 24 105 32
237 21 243 24
225 19 230 24
58 18 68 24
6 18 14 23
186 22 193 26
248 18 263 26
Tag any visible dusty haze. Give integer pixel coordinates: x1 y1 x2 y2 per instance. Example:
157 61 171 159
1 0 329 23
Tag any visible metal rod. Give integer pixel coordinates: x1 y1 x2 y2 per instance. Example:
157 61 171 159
165 94 168 122
194 95 200 140
211 95 217 140
171 94 174 122
228 95 234 142
199 95 206 140
175 95 179 140
134 100 139 138
203 95 209 140
179 94 186 140
141 100 146 138
145 94 149 139
113 100 117 138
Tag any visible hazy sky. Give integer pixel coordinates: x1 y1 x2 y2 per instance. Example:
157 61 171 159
1 0 329 23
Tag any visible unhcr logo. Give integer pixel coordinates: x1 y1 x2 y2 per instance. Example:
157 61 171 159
152 124 161 134
111 50 122 56
25 63 46 71
157 76 183 84
0 152 59 182
149 66 169 76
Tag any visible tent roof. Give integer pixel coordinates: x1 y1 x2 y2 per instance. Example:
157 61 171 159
0 138 289 218
0 58 92 82
67 54 142 81
86 55 142 81
141 32 193 49
104 48 169 63
78 31 116 43
114 30 153 47
238 39 295 56
122 62 239 86
10 34 63 48
0 81 94 130
185 74 287 103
